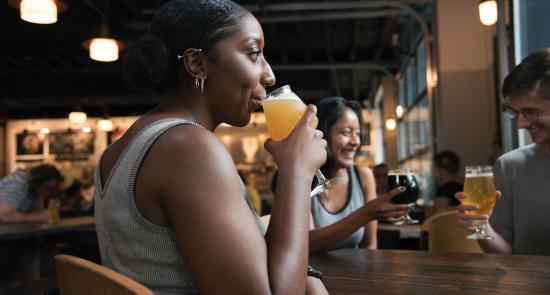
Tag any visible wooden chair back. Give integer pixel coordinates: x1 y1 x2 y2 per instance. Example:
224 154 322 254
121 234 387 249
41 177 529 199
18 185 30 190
55 254 154 295
421 210 483 253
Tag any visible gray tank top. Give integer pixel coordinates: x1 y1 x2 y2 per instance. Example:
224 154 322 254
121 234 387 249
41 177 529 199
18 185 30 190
94 118 264 294
311 167 365 250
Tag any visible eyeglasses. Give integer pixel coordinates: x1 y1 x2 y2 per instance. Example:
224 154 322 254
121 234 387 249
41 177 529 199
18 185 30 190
504 105 550 121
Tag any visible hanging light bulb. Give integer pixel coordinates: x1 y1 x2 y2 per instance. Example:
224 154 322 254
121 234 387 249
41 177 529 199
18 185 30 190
82 20 125 62
89 38 119 62
82 126 92 133
385 118 397 131
69 111 87 125
97 119 114 132
20 0 57 24
478 0 498 26
395 105 404 118
40 127 50 134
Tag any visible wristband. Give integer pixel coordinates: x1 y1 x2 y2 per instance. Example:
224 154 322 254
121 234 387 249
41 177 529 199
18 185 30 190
307 265 323 280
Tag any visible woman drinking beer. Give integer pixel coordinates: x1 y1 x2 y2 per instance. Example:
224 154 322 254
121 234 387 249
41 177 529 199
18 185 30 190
94 0 328 293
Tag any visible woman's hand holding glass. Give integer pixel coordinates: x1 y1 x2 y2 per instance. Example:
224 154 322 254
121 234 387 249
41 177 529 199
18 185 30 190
264 104 327 182
362 187 412 223
263 85 342 197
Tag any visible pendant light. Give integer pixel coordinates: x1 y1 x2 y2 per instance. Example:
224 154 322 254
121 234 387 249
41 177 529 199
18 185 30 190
385 118 397 131
97 118 114 132
69 111 87 125
82 20 125 62
478 0 498 26
8 0 67 25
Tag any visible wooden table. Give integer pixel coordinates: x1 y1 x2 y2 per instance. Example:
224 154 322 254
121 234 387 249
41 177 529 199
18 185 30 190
0 216 95 242
377 223 421 239
309 249 550 294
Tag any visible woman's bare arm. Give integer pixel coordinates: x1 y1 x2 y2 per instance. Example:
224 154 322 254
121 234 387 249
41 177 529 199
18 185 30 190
154 106 325 294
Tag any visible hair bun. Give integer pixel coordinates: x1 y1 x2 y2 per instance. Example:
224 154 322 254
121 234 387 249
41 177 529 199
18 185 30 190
123 33 174 90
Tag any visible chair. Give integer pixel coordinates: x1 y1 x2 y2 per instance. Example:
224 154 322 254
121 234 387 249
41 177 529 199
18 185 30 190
54 254 154 295
421 210 483 253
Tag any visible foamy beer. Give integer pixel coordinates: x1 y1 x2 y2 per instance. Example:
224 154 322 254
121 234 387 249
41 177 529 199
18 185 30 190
462 165 496 239
262 85 318 141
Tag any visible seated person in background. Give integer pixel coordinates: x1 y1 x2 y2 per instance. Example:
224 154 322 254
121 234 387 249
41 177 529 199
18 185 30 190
95 1 327 293
307 96 410 253
458 48 550 255
60 180 93 216
373 163 389 196
432 150 463 214
238 170 262 215
0 164 63 223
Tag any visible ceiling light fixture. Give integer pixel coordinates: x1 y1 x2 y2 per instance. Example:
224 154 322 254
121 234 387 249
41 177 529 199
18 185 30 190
395 105 404 118
478 0 498 26
385 118 397 131
97 118 114 132
69 111 87 125
8 0 67 25
82 21 125 62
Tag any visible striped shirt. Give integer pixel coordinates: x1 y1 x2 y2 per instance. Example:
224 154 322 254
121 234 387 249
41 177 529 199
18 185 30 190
0 169 37 213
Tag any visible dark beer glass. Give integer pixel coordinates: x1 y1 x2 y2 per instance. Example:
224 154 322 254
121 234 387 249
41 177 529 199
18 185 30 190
386 169 420 225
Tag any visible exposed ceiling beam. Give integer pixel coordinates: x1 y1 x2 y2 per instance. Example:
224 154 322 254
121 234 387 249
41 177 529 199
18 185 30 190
139 0 433 15
296 22 312 63
242 0 432 12
265 25 288 63
127 8 405 30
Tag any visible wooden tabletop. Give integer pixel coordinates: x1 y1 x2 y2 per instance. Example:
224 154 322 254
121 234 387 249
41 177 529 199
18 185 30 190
309 249 550 295
0 216 95 242
377 223 421 239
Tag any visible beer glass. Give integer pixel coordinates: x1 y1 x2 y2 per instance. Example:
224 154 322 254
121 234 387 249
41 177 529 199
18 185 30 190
462 165 496 240
262 85 342 197
386 169 420 225
48 198 61 225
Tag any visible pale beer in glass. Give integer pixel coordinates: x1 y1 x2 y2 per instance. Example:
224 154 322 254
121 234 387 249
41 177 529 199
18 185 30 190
262 85 340 197
48 198 61 225
263 96 318 141
463 165 496 239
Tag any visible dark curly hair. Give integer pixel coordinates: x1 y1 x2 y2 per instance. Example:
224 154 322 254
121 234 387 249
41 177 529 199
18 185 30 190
123 0 248 92
315 96 363 177
28 164 64 196
434 150 460 175
502 48 550 100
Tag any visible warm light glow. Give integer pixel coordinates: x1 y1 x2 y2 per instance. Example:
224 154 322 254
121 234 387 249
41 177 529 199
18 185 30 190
479 0 497 26
385 118 397 131
82 126 92 133
89 38 119 62
97 119 114 131
20 0 57 24
241 136 260 163
40 127 50 134
396 105 404 118
69 111 87 125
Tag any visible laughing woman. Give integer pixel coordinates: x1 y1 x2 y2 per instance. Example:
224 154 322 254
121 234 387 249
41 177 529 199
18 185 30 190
308 97 410 253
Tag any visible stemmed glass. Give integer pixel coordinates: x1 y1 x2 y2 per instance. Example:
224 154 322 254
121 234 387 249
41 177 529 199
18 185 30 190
386 169 420 225
262 85 343 197
462 165 497 240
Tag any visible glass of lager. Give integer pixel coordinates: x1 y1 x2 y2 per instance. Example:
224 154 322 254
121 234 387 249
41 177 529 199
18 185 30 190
262 85 342 197
462 165 497 240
